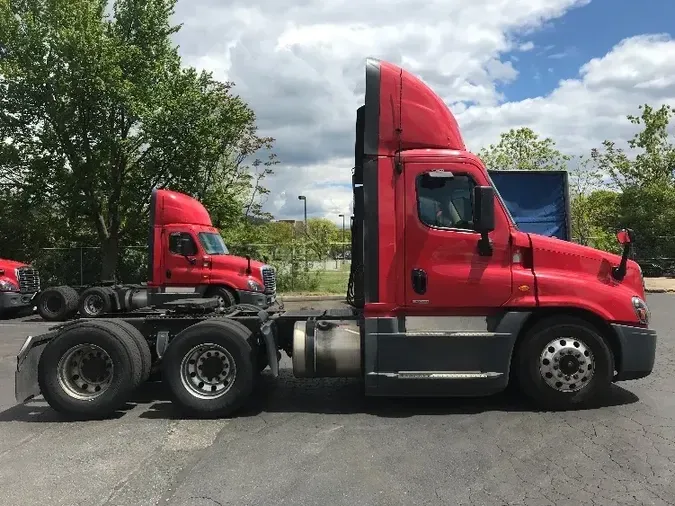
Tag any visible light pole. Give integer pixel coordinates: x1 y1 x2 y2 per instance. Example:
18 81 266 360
298 195 307 234
338 213 346 262
298 195 307 268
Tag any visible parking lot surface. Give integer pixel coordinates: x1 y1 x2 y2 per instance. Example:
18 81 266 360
1 297 674 506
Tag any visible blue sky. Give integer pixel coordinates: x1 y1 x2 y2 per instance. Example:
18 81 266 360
503 0 675 101
176 0 675 221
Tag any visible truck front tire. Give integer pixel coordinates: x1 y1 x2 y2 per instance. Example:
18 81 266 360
514 316 614 410
37 286 79 322
162 319 255 418
208 287 236 310
37 320 143 418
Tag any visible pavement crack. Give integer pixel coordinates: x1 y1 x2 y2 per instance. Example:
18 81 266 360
188 496 224 506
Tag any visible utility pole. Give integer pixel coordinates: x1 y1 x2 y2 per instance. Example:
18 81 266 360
298 195 307 268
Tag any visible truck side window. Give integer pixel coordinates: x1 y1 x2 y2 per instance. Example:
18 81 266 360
168 232 197 255
417 173 476 230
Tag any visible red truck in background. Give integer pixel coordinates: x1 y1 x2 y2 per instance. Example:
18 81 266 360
35 188 277 321
0 258 40 317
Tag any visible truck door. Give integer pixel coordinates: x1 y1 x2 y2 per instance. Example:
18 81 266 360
404 162 512 309
161 228 202 287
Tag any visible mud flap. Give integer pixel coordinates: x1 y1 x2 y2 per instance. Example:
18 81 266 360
260 320 279 377
15 334 52 403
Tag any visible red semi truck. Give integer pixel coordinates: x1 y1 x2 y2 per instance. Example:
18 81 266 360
15 58 656 419
0 258 40 316
35 188 277 321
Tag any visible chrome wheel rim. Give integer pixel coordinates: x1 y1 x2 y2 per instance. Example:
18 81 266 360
57 344 114 400
84 294 104 315
539 337 595 392
180 343 236 399
43 296 62 315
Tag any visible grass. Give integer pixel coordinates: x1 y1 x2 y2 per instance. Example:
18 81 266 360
279 268 350 297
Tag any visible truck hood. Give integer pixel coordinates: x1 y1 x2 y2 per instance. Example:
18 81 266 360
0 258 30 270
209 254 266 278
527 233 645 298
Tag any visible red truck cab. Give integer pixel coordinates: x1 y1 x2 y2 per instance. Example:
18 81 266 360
147 189 276 308
0 258 40 315
353 58 654 405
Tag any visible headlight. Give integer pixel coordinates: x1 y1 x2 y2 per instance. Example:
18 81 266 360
0 279 19 292
632 296 650 326
247 279 263 292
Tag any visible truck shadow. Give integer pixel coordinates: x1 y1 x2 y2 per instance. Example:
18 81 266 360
137 370 640 420
0 370 640 423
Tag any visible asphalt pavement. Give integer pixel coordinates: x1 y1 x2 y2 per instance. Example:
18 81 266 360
0 297 674 506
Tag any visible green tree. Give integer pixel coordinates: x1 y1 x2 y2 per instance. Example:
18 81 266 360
305 218 340 260
478 127 571 171
591 104 675 190
0 0 275 280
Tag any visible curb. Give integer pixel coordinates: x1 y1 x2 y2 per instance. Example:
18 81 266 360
279 295 346 302
646 288 675 294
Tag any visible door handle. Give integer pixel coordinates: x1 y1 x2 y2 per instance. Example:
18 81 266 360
166 269 172 279
411 268 427 295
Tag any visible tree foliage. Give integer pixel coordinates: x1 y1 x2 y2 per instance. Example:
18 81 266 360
479 105 675 273
0 0 275 279
592 104 675 190
478 127 570 171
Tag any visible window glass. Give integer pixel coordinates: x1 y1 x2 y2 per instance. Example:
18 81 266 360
416 173 476 230
198 232 229 255
168 232 197 255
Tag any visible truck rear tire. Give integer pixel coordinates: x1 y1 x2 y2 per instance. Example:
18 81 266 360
514 316 614 410
37 286 79 322
37 320 143 418
78 287 113 318
103 319 153 383
162 319 255 418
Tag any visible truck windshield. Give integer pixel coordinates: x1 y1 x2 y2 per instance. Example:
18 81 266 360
485 172 518 230
198 232 230 255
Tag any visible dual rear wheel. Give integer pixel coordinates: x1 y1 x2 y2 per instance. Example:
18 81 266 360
38 318 258 419
38 319 151 418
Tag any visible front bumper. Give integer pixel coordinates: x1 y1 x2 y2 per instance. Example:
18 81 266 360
235 289 277 309
611 323 657 381
0 291 37 312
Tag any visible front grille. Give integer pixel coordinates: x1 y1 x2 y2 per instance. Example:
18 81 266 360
261 266 276 294
16 267 41 293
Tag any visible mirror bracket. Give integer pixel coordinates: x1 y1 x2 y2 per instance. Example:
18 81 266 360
477 233 493 256
612 228 635 281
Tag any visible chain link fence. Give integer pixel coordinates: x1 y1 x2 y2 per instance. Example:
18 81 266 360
18 235 675 291
19 242 353 291
573 235 675 277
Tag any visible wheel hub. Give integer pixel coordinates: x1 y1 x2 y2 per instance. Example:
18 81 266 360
180 343 236 399
80 354 109 383
45 296 62 314
539 337 595 393
85 295 104 315
57 344 114 400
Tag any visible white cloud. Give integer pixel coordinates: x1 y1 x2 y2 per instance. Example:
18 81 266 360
458 34 675 156
168 0 675 224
